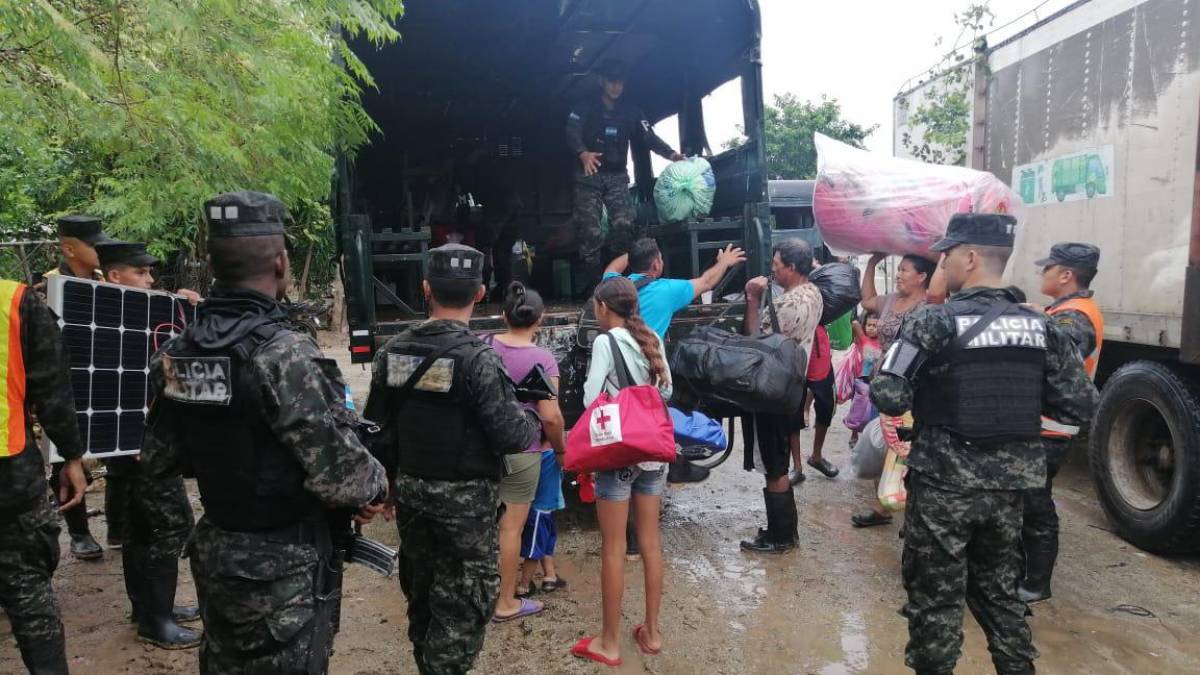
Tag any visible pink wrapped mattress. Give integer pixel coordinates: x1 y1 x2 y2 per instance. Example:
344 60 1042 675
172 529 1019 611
813 134 1020 260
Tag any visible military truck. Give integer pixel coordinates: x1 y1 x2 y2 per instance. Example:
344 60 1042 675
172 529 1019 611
896 0 1200 552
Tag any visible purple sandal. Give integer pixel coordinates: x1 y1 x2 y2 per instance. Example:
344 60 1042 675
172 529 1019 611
492 597 544 623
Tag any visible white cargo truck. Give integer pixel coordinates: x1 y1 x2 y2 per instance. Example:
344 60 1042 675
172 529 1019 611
896 0 1200 552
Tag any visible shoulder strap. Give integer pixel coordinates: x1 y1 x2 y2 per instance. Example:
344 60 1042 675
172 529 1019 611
633 275 654 291
604 333 636 390
763 283 782 335
231 322 287 361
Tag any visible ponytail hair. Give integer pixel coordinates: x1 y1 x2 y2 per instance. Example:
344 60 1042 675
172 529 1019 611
593 276 669 387
502 281 544 328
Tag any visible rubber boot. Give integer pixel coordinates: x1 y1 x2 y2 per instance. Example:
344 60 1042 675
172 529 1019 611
126 544 201 625
64 494 103 561
136 559 201 650
105 475 129 548
1019 532 1058 604
666 458 710 484
22 641 69 675
740 488 797 553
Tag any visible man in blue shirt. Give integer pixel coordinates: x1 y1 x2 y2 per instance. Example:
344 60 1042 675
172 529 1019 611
602 238 746 338
601 238 745 501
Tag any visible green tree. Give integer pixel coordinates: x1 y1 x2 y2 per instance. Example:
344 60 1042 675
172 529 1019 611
897 2 993 166
0 0 403 291
724 94 876 179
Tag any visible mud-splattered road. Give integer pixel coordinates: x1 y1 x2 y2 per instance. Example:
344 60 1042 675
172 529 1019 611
4 336 1199 674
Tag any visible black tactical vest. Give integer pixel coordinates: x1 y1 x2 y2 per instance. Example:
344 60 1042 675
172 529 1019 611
387 332 499 480
913 297 1047 443
583 104 632 172
161 323 319 531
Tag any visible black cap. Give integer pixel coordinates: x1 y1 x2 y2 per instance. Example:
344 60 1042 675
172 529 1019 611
929 213 1017 252
1034 242 1100 270
57 215 114 246
204 191 287 239
428 243 484 280
96 240 159 268
596 58 627 81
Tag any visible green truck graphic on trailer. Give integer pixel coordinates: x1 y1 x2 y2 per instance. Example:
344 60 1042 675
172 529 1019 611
1052 152 1107 200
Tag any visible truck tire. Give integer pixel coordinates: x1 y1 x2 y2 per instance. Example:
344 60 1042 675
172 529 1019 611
1089 361 1200 553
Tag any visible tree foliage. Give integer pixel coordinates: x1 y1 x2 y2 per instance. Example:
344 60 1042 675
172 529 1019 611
897 2 992 166
724 94 876 180
0 0 403 291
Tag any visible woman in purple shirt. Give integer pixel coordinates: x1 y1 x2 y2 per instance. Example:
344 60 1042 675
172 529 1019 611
489 283 565 622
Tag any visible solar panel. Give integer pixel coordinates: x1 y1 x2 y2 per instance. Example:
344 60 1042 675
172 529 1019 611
46 275 199 460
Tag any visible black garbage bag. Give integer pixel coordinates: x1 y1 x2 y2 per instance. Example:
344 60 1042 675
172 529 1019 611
810 262 862 325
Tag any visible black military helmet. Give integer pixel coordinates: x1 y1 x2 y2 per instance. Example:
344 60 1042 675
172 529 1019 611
428 243 484 281
96 240 159 268
929 213 1017 252
57 215 114 246
1034 242 1100 270
204 191 287 240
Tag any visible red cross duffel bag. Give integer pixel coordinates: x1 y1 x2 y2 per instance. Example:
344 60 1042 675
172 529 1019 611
563 334 677 473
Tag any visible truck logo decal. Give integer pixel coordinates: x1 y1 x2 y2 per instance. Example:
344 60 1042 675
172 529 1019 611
1013 145 1114 207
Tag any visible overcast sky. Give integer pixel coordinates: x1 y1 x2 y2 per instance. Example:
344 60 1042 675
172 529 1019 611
652 0 1079 167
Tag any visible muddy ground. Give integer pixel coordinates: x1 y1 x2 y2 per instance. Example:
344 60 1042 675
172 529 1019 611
4 334 1199 674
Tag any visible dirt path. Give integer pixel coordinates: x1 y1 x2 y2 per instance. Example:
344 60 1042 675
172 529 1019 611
5 337 1199 674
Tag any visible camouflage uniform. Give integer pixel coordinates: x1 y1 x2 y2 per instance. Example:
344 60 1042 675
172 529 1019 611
365 317 540 675
0 285 83 673
566 96 678 269
1022 289 1099 593
871 286 1099 675
134 191 387 675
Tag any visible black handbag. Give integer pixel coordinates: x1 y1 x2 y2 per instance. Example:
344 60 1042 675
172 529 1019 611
668 285 808 416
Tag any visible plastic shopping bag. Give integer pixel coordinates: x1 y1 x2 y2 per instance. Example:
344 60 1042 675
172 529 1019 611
834 343 863 404
653 157 716 222
850 418 887 480
878 448 909 512
843 380 878 432
813 133 1021 260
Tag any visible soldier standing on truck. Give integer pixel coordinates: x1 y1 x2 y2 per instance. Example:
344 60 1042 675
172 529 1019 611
1020 242 1104 604
132 191 388 673
871 214 1099 675
364 243 541 675
567 59 684 280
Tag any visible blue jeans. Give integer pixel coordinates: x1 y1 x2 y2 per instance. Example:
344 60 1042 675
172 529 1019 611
594 466 666 502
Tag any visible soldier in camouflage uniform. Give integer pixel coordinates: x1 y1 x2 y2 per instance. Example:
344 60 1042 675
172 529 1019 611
0 279 88 674
1020 242 1104 603
566 59 683 277
871 214 1098 675
132 191 387 674
364 243 541 675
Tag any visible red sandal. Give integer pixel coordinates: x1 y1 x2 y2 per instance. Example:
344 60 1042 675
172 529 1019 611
633 624 662 655
570 636 623 667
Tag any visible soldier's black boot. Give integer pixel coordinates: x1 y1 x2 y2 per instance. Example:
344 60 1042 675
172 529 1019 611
136 561 201 650
22 641 69 675
741 488 797 553
125 546 201 625
64 495 103 561
1018 538 1057 604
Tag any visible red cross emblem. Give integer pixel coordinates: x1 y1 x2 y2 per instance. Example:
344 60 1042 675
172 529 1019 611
596 409 612 430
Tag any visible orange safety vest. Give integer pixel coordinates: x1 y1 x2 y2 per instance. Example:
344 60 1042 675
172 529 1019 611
0 280 28 457
1041 296 1104 439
